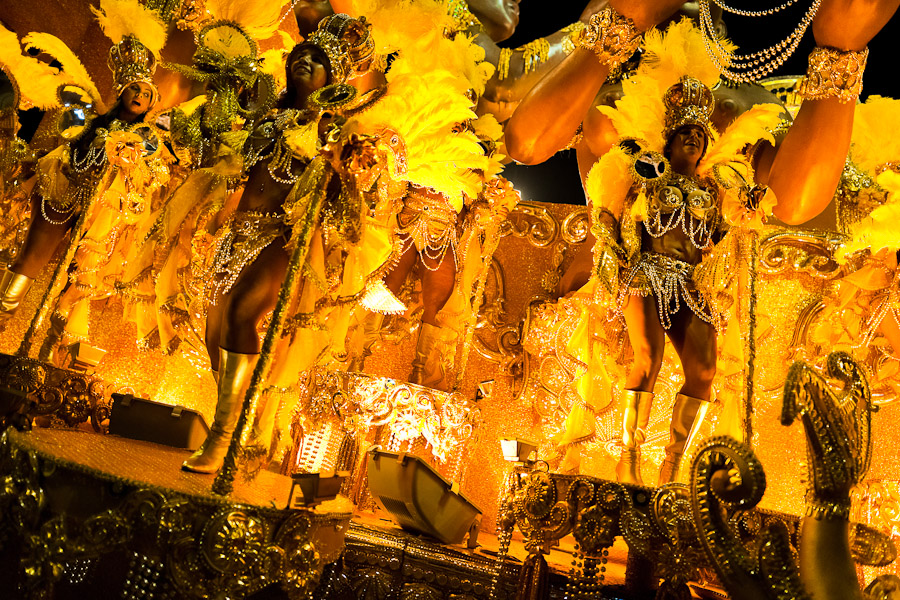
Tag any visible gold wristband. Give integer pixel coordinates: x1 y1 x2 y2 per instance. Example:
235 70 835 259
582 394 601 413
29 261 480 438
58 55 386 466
804 496 851 521
577 7 641 68
799 46 868 104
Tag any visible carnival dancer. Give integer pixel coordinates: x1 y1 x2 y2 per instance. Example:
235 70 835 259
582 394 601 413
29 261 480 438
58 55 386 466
506 0 897 483
119 0 297 354
0 0 170 367
182 14 381 473
337 0 508 390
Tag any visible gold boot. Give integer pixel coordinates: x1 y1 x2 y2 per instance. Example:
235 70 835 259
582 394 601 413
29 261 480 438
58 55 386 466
182 348 259 474
409 323 455 391
347 311 384 372
658 393 709 486
615 390 654 485
0 269 33 328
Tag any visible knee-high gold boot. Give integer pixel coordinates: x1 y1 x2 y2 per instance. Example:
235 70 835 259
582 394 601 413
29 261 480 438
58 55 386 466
409 322 454 391
182 348 259 474
0 269 33 328
657 393 708 486
615 390 654 485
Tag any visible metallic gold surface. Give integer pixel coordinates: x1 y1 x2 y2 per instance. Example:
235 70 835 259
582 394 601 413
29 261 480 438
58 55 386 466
0 426 351 598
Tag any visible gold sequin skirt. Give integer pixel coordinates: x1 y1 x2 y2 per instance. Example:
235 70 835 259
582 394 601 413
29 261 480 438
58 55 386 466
205 211 288 301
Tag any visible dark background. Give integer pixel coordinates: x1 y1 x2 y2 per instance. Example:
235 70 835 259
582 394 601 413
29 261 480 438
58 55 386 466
501 1 900 206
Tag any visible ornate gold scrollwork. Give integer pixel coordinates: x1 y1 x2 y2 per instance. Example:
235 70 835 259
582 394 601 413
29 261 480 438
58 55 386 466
500 202 559 248
304 370 480 464
782 351 873 512
758 230 848 281
560 208 590 245
0 353 111 431
688 435 807 600
0 430 348 599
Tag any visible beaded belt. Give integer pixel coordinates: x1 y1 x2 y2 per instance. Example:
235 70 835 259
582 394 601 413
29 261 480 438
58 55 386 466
621 252 716 329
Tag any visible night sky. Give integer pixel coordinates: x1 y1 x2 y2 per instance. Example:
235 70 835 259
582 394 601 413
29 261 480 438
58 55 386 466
501 1 900 207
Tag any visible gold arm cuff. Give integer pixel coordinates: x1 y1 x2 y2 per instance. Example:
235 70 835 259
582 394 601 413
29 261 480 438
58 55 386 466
799 46 868 104
577 8 641 68
521 37 551 74
497 47 513 81
561 22 586 55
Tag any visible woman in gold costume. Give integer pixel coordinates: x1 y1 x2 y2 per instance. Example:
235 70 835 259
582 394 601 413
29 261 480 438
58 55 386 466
182 15 379 473
506 0 898 483
0 0 170 365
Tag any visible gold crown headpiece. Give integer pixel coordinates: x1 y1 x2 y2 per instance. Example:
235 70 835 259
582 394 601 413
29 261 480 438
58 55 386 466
663 75 715 144
305 14 375 85
108 34 158 105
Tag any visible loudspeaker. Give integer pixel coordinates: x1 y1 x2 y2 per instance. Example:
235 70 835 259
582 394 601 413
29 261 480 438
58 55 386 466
108 393 209 450
367 448 482 546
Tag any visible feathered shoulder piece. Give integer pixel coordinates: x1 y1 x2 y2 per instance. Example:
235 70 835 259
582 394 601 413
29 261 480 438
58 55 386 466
0 25 69 110
597 18 730 151
585 146 633 221
21 32 102 109
341 0 498 205
850 96 900 176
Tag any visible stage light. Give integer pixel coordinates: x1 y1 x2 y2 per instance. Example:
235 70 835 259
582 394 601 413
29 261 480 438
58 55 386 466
500 437 538 464
476 379 494 401
366 446 482 548
288 471 349 509
66 342 106 371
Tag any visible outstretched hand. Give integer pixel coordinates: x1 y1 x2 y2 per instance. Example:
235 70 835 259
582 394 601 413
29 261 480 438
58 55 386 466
812 0 900 50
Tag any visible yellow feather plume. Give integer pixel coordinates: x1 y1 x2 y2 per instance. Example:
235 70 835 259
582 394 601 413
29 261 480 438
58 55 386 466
349 0 454 55
348 71 497 204
340 0 497 203
0 25 67 110
598 19 729 152
850 96 900 175
23 32 102 107
698 103 783 173
91 0 167 56
586 146 632 221
203 0 293 41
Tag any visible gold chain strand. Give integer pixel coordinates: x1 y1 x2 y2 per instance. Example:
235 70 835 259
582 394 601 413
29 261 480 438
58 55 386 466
700 0 821 82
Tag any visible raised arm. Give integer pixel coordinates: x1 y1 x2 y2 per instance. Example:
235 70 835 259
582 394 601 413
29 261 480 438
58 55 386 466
505 0 684 165
762 0 900 225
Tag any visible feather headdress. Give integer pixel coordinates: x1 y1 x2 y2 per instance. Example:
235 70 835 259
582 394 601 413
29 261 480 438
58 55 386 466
203 0 293 41
598 19 728 151
0 25 68 110
91 0 167 57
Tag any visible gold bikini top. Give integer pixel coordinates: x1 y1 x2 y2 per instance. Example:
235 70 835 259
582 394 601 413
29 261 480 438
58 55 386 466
645 173 718 249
